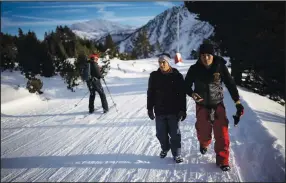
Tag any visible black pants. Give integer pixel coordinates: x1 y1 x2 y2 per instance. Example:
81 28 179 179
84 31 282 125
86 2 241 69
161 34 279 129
155 114 181 157
87 79 108 111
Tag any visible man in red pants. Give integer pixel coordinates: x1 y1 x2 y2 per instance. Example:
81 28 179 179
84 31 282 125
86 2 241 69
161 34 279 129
185 43 244 171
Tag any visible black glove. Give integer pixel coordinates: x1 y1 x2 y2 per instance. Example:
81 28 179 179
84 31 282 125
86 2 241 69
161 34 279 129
233 103 244 126
236 103 244 116
178 111 187 121
148 110 155 120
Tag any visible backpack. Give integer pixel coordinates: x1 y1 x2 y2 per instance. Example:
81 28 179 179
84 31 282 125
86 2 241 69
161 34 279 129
81 62 91 82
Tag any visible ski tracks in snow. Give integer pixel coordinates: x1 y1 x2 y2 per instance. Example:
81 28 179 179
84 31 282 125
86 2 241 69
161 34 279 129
1 89 242 182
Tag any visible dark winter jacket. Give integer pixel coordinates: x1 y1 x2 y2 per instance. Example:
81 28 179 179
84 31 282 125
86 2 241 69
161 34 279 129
147 68 187 116
185 56 239 107
89 60 103 80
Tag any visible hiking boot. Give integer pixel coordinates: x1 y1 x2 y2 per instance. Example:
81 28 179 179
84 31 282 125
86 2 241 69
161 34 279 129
89 108 94 114
220 165 231 171
216 161 231 171
200 146 208 155
159 150 168 158
173 156 183 163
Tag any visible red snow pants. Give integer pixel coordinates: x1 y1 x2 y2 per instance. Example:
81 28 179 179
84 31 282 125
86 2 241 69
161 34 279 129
195 102 230 166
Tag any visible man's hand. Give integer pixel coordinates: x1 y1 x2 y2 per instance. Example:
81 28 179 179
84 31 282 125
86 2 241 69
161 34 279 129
191 93 204 103
148 110 155 120
233 101 244 126
235 101 244 116
178 111 187 121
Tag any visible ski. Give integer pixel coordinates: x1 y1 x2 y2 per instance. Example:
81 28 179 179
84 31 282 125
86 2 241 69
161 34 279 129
96 104 117 120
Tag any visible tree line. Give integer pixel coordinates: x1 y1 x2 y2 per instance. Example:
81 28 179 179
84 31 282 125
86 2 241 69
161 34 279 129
1 26 135 91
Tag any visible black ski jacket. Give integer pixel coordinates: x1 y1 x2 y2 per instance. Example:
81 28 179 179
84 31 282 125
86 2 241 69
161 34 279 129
147 68 186 115
185 56 239 107
89 60 103 80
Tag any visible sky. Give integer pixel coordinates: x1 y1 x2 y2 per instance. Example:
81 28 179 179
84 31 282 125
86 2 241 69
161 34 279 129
1 1 183 40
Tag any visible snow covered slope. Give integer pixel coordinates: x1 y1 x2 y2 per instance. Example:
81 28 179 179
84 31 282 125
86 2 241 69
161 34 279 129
118 5 214 58
1 58 285 182
70 19 136 41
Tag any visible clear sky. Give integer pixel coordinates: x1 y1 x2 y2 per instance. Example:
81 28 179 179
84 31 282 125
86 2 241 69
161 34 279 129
1 1 183 40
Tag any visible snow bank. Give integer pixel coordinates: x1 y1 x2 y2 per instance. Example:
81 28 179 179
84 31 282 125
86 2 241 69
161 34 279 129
222 87 285 182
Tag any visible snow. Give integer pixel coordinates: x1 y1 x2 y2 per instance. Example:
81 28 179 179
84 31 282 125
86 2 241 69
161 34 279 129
65 58 76 65
236 87 285 151
118 6 214 59
1 58 285 182
71 19 135 41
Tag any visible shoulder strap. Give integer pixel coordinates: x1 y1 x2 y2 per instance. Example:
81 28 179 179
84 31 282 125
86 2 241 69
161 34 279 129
88 62 92 79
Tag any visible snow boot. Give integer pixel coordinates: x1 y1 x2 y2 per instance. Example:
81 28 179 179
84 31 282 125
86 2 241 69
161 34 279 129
173 156 183 163
160 150 168 158
200 146 207 155
89 108 94 114
216 162 231 171
220 165 231 171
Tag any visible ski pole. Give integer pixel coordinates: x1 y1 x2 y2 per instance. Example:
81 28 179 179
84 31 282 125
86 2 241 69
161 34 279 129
102 78 118 112
74 91 89 107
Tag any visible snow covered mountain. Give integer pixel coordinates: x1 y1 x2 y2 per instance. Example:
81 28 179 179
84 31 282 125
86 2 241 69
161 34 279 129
118 5 214 58
96 29 136 44
70 19 136 41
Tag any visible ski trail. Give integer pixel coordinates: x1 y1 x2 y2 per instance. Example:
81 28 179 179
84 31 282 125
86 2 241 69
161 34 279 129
1 98 88 143
1 93 149 182
2 66 243 182
1 99 93 156
1 91 243 182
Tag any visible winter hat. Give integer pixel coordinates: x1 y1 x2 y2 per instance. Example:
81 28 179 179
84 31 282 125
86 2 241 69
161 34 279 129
199 43 215 55
89 54 99 61
158 53 171 65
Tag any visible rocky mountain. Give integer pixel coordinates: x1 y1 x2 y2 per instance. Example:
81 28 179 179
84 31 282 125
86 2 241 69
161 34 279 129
70 19 136 41
118 5 214 58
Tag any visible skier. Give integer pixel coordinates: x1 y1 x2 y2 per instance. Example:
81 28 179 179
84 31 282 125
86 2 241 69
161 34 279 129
185 43 244 171
147 53 187 163
86 54 109 114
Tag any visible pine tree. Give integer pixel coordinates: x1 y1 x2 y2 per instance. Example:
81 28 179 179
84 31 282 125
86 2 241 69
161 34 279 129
38 41 55 77
105 34 116 57
18 28 24 37
133 29 153 58
155 40 162 53
0 33 18 71
190 50 198 59
131 49 138 59
98 42 105 52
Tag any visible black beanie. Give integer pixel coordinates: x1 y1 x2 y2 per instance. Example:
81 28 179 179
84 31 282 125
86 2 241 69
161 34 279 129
199 43 214 55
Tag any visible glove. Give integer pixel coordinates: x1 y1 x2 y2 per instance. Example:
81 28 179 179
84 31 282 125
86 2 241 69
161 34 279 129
191 93 204 103
236 103 244 116
178 111 187 121
148 110 155 120
233 102 244 126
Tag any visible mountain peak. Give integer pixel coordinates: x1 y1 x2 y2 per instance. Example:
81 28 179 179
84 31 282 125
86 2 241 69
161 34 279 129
70 18 136 40
118 5 214 58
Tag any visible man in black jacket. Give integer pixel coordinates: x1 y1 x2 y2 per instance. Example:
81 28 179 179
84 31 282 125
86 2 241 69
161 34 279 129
185 43 244 171
87 54 109 114
147 53 187 163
